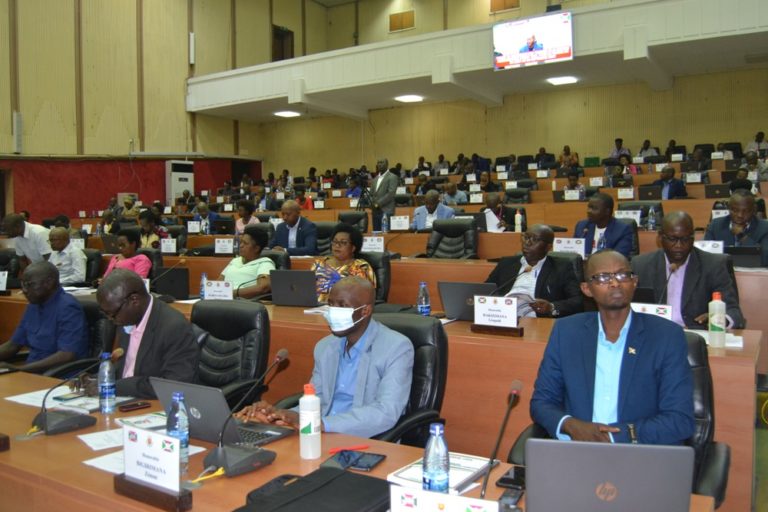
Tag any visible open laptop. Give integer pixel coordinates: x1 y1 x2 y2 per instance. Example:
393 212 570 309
637 185 662 200
525 439 694 512
152 267 189 300
704 184 731 199
270 270 319 306
438 282 496 321
101 234 121 254
150 377 294 446
724 245 762 267
212 218 235 235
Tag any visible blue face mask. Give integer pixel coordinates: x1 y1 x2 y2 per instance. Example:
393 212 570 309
123 325 136 334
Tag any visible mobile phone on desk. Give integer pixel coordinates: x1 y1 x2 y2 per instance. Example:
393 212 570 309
118 401 151 412
53 391 85 402
496 465 525 489
321 450 386 472
498 488 523 511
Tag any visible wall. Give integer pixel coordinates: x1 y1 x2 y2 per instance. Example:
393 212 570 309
0 0 10 154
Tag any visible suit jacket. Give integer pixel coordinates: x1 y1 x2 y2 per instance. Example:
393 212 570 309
115 299 200 399
573 217 634 258
269 216 318 256
531 312 695 444
410 203 455 231
651 178 687 199
484 254 583 317
631 248 744 329
704 215 768 266
371 171 399 215
476 205 527 232
311 319 414 438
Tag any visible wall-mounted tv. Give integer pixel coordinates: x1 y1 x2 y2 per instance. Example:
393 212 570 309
493 11 573 71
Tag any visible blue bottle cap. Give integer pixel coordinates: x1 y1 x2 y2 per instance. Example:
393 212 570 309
429 422 444 436
172 391 184 401
101 352 110 360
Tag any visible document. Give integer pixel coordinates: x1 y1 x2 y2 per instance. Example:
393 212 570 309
83 445 206 475
484 209 504 233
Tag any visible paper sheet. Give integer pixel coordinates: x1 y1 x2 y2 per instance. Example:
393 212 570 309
78 428 125 451
683 330 743 349
484 209 504 233
83 445 206 475
6 387 78 408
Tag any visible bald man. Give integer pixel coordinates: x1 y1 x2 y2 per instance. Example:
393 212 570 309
704 190 768 266
2 213 51 271
531 250 694 445
269 199 318 255
410 190 455 231
236 277 414 438
48 227 87 285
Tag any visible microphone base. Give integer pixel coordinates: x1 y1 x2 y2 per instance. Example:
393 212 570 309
32 410 97 435
203 444 276 477
470 324 524 337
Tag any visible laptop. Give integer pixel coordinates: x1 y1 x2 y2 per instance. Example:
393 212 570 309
552 190 565 203
724 245 762 267
704 184 731 199
270 270 319 306
637 185 662 200
152 267 189 300
101 234 121 254
150 377 294 446
438 282 497 321
525 439 694 512
212 218 235 235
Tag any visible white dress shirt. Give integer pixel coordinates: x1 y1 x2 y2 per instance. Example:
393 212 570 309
48 243 87 285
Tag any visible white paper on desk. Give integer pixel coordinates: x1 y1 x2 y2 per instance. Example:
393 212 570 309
484 209 504 233
116 412 167 430
78 428 125 451
82 445 206 475
6 387 79 408
683 330 743 348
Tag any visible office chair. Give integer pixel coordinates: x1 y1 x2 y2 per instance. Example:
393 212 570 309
0 249 21 288
315 221 340 256
338 211 369 234
260 249 291 270
395 194 414 207
136 248 164 280
80 248 103 285
504 188 531 204
248 222 276 247
614 218 640 258
515 178 538 191
424 218 478 259
164 225 187 252
617 201 664 230
359 251 391 303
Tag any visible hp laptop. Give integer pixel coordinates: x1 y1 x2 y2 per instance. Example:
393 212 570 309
724 246 762 268
270 270 319 306
212 218 235 235
637 185 662 200
525 439 694 512
438 282 496 321
150 378 294 446
152 267 190 300
704 184 731 199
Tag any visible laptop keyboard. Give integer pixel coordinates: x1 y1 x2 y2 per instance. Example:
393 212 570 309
237 427 276 445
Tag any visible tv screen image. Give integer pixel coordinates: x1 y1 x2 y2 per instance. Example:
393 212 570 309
493 11 573 70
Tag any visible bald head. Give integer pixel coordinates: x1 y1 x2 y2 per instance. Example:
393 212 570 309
331 276 375 306
661 211 693 233
97 269 148 302
585 250 630 278
529 224 555 244
21 261 59 304
49 227 71 252
486 192 502 210
25 260 59 283
2 213 25 237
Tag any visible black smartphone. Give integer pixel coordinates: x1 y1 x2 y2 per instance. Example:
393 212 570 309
496 465 525 489
321 450 386 472
498 488 524 511
118 401 151 412
53 391 85 402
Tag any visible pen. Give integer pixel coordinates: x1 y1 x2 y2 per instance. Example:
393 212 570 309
328 444 369 455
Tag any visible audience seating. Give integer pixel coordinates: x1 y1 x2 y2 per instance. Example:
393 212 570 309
137 247 163 279
165 225 187 251
617 201 664 230
504 188 531 204
721 142 743 160
249 222 275 246
0 248 21 288
395 194 414 207
315 221 340 256
615 218 640 257
81 248 102 285
516 178 538 190
260 249 291 270
359 251 391 303
255 213 275 223
338 211 368 233
425 218 478 259
694 143 715 158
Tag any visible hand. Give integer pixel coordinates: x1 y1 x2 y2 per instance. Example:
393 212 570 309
694 313 708 325
531 300 553 315
562 417 619 442
234 400 276 424
266 409 299 430
271 246 286 253
70 375 98 396
730 223 746 237
497 220 507 229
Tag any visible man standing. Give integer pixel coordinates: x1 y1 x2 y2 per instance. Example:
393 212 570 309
410 190 455 231
370 158 399 232
2 213 51 271
48 227 87 285
95 269 199 398
235 277 414 438
531 250 694 444
573 193 634 258
652 166 687 199
485 225 583 318
0 262 88 373
632 212 744 329
269 200 318 255
705 190 768 266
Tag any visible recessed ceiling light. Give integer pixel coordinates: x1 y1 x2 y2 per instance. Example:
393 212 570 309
395 95 423 103
274 111 301 118
546 76 578 86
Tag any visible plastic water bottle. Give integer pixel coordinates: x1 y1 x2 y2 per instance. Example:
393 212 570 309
382 213 389 233
96 223 103 236
708 292 726 348
166 391 189 475
299 383 322 459
514 211 523 233
200 272 207 300
647 206 657 231
98 352 115 414
233 235 240 255
423 422 449 493
551 179 557 191
417 282 431 316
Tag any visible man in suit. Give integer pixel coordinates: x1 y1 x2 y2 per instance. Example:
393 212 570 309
95 269 199 398
370 158 399 231
652 166 687 199
410 190 455 231
476 192 526 232
235 277 414 438
573 192 634 258
531 250 695 445
705 190 768 266
269 199 318 255
192 202 221 234
687 148 712 173
485 225 583 318
632 212 744 329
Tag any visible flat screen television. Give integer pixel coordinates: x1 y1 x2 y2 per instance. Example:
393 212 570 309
493 11 573 70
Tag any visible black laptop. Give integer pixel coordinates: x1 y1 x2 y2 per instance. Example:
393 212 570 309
637 185 662 200
438 282 497 321
704 184 731 199
270 270 319 307
152 267 189 300
212 218 235 235
724 246 762 267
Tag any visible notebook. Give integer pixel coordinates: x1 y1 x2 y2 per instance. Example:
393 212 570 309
270 270 319 306
150 377 294 446
438 282 497 321
525 439 694 512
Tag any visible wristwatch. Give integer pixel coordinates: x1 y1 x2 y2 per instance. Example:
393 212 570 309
550 305 559 317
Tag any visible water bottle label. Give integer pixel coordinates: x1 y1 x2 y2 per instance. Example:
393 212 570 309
299 411 321 435
709 312 725 332
417 304 431 316
423 471 449 492
99 383 115 399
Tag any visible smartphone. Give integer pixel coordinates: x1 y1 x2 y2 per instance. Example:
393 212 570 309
53 391 85 402
498 488 524 511
118 401 151 412
321 450 386 472
495 465 525 489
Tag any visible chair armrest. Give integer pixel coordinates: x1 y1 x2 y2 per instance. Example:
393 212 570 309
42 358 99 378
221 380 267 410
273 392 302 410
507 423 551 466
694 442 730 509
373 409 441 445
411 252 427 258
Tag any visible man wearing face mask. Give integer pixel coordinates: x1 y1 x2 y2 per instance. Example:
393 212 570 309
235 277 414 438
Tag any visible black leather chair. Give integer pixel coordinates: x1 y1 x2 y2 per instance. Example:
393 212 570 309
720 142 743 160
165 225 187 251
516 178 538 191
0 248 21 288
338 211 368 234
617 201 664 230
255 213 275 223
249 222 276 247
260 249 291 270
395 194 414 207
425 219 478 259
359 251 391 302
585 186 601 199
694 143 715 158
191 300 271 408
315 221 340 256
614 218 640 257
511 170 531 180
137 248 163 279
504 188 530 204
549 251 584 283
517 155 534 168
82 248 102 284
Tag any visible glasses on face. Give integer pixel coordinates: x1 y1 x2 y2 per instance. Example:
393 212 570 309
522 234 544 244
100 294 132 320
331 239 351 247
661 234 694 245
588 271 636 285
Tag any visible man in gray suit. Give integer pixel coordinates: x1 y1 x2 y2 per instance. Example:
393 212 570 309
370 157 399 231
235 277 414 438
631 211 744 329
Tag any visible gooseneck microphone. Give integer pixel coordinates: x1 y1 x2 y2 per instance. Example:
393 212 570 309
203 348 289 477
32 348 125 435
657 263 679 304
479 380 523 499
235 275 262 298
151 258 187 286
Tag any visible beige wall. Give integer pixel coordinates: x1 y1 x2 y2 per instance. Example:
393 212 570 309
306 0 328 55
327 2 356 51
274 0 303 57
235 0 271 67
0 0 12 154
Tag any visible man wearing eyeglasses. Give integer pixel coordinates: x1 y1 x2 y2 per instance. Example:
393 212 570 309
704 190 768 266
531 250 694 444
632 212 744 329
94 269 199 398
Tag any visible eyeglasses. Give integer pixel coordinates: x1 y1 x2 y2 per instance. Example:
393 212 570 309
661 234 695 245
522 234 544 244
100 294 133 320
331 239 351 247
588 271 636 285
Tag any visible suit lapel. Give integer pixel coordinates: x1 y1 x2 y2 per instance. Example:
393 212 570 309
352 321 377 407
653 252 669 302
581 314 599 418
617 313 644 419
534 258 553 297
322 337 342 416
133 300 159 373
681 250 700 308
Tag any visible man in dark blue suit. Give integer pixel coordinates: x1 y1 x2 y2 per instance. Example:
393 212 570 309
652 166 687 199
531 250 694 445
269 200 318 256
191 202 221 234
573 193 634 258
704 190 768 266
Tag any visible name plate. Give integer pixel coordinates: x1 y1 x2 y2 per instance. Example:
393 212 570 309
465 174 476 183
469 193 483 204
655 163 666 173
78 210 86 218
98 210 104 216
497 171 508 180
163 206 172 214
589 177 604 187
469 184 481 192
332 189 342 197
216 195 224 203
323 182 331 189
204 280 234 300
396 186 407 194
276 192 285 200
187 221 200 234
615 210 641 225
711 209 729 219
684 172 702 183
632 156 644 164
527 163 538 170
70 239 85 250
349 198 359 208
617 187 634 199
564 189 581 201
223 203 234 212
0 271 7 291
439 168 449 176
215 238 234 254
419 170 430 177
160 238 177 254
123 426 180 493
362 236 385 252
671 153 684 162
631 303 673 320
495 165 506 173
748 170 758 181
390 215 410 231
474 295 518 328
553 237 586 258
314 200 325 209
390 487 498 512
694 240 724 254
505 181 518 190
404 177 414 185
536 170 549 179
711 151 724 160
81 224 93 234
201 190 209 196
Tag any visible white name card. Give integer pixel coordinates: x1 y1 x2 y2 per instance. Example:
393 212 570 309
314 200 325 209
536 170 549 178
215 238 234 254
349 198 359 208
527 163 538 170
123 426 180 493
98 210 104 216
465 174 477 183
81 224 93 235
553 237 586 258
322 182 331 189
332 189 342 197
505 181 518 190
396 186 407 194
711 209 729 219
163 206 172 214
216 195 224 203
0 271 7 291
495 165 506 172
655 163 665 173
469 184 481 192
390 215 410 231
615 209 641 224
631 303 673 320
564 189 581 201
70 238 85 250
362 236 385 252
694 240 724 254
204 280 234 300
671 153 684 162
632 156 644 164
474 295 518 328
419 170 430 177
187 221 200 234
223 203 234 212
589 177 604 187
497 171 508 180
276 192 285 200
684 172 702 183
617 187 634 199
439 168 449 176
748 170 758 181
269 218 284 228
160 238 177 254
390 486 499 512
711 151 724 160
78 210 86 218
469 193 483 204
404 177 414 185
201 190 209 196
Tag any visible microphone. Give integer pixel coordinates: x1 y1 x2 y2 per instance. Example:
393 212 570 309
657 263 679 304
479 380 523 499
31 348 125 435
489 273 519 297
151 258 187 286
203 348 289 477
235 275 262 298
